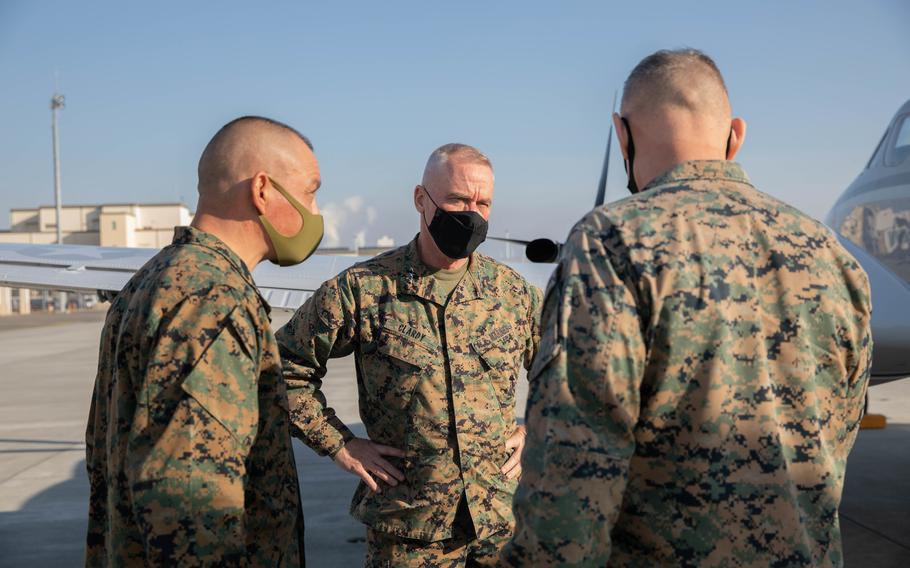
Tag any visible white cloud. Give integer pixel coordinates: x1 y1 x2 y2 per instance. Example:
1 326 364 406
320 195 377 248
343 196 363 213
353 230 366 249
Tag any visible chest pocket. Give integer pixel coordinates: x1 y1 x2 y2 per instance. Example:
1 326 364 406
471 327 522 409
364 324 438 412
472 323 522 373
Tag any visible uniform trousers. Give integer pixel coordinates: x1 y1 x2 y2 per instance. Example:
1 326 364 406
364 496 510 568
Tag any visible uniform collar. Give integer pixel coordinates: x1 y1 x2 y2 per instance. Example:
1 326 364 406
172 226 268 311
399 236 486 306
643 160 752 192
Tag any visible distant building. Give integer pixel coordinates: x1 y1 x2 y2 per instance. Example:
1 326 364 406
0 202 397 315
0 203 193 248
1 203 396 256
0 202 192 316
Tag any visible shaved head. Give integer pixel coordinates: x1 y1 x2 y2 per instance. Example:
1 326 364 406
197 116 315 197
189 115 321 270
621 49 731 127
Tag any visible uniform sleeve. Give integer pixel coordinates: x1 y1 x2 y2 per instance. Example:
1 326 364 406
504 223 648 567
85 322 114 565
276 274 357 457
126 294 261 566
523 282 543 373
841 268 874 445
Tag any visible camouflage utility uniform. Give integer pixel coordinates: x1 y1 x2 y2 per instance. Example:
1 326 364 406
85 227 305 567
276 238 540 566
505 161 872 567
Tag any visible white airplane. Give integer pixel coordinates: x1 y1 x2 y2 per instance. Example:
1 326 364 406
2 103 909 384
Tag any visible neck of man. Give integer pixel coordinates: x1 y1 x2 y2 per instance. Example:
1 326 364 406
631 111 730 190
635 139 727 190
191 211 265 273
416 229 468 271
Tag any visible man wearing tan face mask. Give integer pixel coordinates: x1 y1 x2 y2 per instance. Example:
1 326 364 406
85 116 323 567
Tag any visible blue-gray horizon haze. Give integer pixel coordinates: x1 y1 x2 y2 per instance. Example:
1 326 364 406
1 1 908 251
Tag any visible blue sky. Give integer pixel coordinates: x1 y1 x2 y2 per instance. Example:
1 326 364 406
1 1 908 250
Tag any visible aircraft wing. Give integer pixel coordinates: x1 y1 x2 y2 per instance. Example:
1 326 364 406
0 242 555 313
0 240 905 382
0 242 367 311
0 243 150 295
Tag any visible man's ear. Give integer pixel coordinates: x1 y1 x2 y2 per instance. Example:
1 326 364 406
250 173 270 216
613 113 630 161
413 185 425 214
727 118 747 160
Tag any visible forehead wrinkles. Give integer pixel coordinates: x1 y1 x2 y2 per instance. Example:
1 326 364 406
444 162 493 199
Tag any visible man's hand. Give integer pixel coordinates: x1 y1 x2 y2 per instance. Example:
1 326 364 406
500 425 526 480
333 438 406 492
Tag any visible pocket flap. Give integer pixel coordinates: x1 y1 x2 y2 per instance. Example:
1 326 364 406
378 324 437 368
470 323 515 356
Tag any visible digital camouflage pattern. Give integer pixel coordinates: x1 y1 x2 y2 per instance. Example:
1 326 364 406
85 226 304 567
505 161 873 567
276 238 541 543
364 500 510 567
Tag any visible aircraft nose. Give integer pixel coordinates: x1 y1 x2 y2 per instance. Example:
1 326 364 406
837 235 910 381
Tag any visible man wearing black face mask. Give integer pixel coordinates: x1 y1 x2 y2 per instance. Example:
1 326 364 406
505 49 871 567
277 143 541 566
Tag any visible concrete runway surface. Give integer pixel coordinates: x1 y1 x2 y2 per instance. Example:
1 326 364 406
0 311 908 567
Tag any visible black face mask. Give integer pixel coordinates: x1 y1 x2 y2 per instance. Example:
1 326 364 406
621 117 734 195
421 187 488 259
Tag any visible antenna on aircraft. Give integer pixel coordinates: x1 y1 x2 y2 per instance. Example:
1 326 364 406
594 90 618 207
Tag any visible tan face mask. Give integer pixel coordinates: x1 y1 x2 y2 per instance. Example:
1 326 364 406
259 176 324 266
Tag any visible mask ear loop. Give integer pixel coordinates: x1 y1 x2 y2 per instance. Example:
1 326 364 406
418 185 435 230
266 176 310 233
621 117 639 194
421 186 473 230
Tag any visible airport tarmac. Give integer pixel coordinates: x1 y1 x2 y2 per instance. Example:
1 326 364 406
0 311 908 567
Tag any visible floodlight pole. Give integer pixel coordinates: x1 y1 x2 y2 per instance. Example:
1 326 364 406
51 93 65 245
51 92 67 313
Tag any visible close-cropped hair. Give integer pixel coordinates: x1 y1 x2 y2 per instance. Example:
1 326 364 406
427 143 492 171
622 48 728 111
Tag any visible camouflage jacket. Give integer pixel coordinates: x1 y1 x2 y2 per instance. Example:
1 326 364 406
505 161 873 567
85 227 304 567
276 238 541 541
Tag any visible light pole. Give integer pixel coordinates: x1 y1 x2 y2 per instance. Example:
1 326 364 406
51 92 65 245
51 92 66 312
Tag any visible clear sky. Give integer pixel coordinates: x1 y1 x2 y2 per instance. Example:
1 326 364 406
1 0 908 251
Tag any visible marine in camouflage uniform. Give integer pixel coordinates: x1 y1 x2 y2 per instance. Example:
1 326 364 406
276 236 540 565
504 160 873 567
85 227 305 566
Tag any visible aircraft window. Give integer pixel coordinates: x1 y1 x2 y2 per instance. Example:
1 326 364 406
866 130 888 169
884 114 910 167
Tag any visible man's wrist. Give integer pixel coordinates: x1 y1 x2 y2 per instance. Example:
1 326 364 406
326 429 357 458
